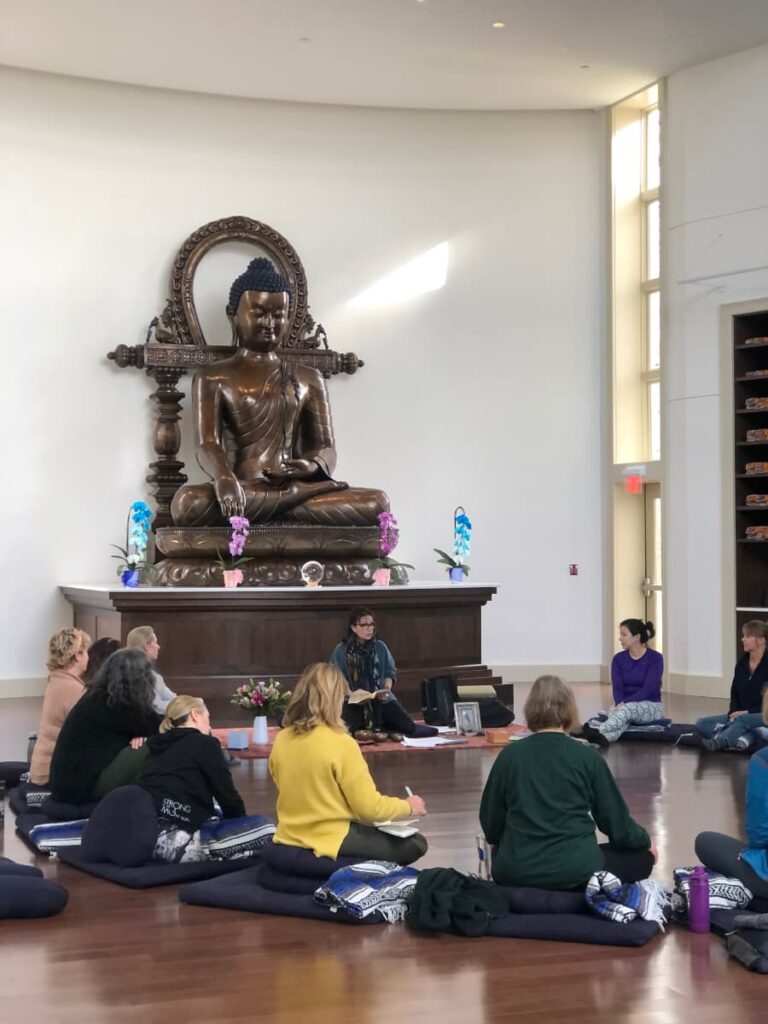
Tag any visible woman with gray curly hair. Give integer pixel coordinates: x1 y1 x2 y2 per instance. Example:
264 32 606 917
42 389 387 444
29 627 91 785
49 648 161 804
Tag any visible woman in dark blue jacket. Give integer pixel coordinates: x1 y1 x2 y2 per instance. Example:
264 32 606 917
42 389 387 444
695 620 768 752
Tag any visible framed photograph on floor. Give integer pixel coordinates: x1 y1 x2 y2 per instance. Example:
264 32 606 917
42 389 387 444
454 701 482 736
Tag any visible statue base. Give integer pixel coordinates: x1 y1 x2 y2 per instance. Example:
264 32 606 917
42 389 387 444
153 523 391 586
155 524 380 559
151 557 387 587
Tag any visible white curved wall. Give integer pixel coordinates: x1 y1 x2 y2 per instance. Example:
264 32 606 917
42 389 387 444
0 66 605 687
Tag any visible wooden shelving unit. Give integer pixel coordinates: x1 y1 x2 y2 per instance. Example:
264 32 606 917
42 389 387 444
733 313 768 633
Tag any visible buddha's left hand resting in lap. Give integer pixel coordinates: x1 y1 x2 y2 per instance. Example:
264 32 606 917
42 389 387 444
170 257 387 528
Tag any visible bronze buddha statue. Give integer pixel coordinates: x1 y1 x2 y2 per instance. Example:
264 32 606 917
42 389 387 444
171 258 387 528
153 257 389 585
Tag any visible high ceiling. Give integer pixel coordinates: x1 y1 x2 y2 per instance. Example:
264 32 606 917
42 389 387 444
2 0 768 110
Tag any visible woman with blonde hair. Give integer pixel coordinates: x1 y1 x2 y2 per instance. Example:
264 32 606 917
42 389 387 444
480 675 654 890
29 627 91 785
137 695 272 863
269 663 428 864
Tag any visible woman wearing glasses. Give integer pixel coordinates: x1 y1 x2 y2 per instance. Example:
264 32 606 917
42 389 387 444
329 607 436 739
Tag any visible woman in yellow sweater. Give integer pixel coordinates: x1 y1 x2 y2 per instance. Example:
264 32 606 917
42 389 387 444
269 663 428 864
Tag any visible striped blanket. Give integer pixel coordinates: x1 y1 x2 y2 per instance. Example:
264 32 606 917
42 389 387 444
314 860 419 923
585 870 672 931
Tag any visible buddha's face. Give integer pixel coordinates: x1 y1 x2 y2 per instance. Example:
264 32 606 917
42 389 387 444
233 290 289 351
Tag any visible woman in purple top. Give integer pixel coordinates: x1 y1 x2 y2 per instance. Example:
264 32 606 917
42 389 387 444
584 619 664 746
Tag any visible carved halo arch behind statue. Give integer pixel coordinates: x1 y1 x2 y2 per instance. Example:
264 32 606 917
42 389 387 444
168 215 312 351
106 215 384 587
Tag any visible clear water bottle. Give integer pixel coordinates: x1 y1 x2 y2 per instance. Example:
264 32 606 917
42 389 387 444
688 865 711 932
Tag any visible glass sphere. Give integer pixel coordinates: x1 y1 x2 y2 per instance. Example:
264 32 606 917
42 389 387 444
300 560 325 586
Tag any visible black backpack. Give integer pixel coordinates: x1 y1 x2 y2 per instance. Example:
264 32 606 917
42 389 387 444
477 697 515 727
421 676 459 726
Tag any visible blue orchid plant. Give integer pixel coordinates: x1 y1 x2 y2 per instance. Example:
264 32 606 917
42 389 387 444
434 506 472 576
111 501 153 578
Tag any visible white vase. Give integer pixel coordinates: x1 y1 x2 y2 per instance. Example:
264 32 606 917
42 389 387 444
252 715 269 745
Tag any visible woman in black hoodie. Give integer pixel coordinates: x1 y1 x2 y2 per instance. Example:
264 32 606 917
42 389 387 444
137 695 274 862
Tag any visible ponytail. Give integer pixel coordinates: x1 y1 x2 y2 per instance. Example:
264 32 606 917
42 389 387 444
620 619 655 645
160 695 205 733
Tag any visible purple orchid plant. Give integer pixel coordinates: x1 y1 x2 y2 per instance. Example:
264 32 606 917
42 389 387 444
368 511 414 574
217 515 251 570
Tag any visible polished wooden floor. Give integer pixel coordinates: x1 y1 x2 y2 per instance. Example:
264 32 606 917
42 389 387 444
1 684 766 1023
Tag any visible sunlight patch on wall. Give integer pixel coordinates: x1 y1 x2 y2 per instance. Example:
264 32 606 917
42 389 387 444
348 242 449 308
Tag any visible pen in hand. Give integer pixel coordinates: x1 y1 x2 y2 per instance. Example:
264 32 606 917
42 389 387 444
404 786 426 816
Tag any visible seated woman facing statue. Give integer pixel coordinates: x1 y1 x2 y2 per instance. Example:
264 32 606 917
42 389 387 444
268 663 428 866
329 607 438 741
49 649 162 805
480 675 656 891
29 628 91 786
170 257 387 528
136 695 270 863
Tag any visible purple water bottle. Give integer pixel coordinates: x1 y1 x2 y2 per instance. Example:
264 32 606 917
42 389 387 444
688 865 710 933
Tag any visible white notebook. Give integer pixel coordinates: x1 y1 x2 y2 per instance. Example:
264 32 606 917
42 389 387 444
372 818 420 838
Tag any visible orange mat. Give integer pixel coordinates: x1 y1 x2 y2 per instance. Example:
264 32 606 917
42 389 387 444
212 723 528 759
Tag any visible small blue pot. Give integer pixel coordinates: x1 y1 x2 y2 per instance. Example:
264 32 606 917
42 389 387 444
449 567 465 583
121 569 140 588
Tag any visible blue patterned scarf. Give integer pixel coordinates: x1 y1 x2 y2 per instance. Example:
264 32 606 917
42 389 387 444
345 638 381 692
314 860 419 923
585 870 672 931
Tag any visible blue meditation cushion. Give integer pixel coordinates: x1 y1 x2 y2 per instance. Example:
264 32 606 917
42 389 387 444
262 841 360 879
179 867 383 924
256 863 320 895
80 785 160 868
0 877 68 919
57 847 262 888
0 857 43 878
0 762 29 789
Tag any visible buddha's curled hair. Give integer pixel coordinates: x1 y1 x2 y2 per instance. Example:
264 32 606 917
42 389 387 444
228 257 292 315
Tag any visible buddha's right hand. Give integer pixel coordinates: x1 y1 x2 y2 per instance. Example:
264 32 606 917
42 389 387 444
214 474 247 518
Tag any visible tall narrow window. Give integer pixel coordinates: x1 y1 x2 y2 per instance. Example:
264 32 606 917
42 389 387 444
611 83 664 656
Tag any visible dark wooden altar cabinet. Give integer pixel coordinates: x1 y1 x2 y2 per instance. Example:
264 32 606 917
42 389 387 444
61 582 501 723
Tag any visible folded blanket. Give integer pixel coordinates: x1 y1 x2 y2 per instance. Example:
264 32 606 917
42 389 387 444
673 867 752 911
585 871 671 931
29 818 89 852
314 861 418 923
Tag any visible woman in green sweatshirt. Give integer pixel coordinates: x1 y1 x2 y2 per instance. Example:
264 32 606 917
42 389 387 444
480 675 654 891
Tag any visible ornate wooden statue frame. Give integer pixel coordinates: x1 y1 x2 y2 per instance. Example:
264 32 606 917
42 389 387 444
109 215 382 585
108 215 364 533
